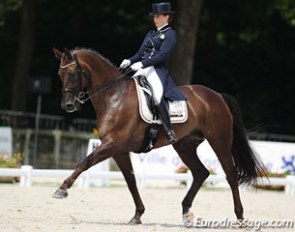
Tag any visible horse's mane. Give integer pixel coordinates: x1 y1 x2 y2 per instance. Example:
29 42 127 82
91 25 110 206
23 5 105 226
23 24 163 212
72 47 117 69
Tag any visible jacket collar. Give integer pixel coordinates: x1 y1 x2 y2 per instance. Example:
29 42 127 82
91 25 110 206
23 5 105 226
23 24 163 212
157 24 171 32
156 24 171 32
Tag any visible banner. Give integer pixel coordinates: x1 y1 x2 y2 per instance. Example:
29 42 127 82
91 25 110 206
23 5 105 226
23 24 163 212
87 139 295 177
131 140 295 175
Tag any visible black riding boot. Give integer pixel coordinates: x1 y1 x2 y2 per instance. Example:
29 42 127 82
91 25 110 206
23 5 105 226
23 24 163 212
156 100 177 144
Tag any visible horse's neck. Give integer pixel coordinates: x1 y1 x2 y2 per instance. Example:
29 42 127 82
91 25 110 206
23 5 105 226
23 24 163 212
84 58 127 106
79 51 134 116
79 57 117 88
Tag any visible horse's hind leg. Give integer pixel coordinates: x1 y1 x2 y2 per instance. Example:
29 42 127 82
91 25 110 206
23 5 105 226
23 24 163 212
207 138 244 220
113 153 145 225
173 137 209 224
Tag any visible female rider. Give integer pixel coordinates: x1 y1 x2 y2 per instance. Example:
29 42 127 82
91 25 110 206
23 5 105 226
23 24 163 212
120 2 186 144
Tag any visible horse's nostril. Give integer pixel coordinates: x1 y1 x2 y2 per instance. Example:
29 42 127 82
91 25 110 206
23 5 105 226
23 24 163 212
65 103 75 112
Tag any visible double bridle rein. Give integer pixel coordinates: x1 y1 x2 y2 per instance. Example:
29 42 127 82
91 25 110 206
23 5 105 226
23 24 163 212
60 53 132 104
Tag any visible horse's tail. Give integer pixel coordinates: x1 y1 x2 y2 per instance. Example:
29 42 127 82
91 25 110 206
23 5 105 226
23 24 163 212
222 93 267 185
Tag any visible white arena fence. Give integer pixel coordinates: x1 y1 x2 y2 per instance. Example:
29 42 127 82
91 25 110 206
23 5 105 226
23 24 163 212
0 165 295 195
1 138 295 195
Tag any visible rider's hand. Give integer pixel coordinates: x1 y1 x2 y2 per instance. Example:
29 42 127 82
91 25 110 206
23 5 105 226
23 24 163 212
130 62 143 71
120 59 131 69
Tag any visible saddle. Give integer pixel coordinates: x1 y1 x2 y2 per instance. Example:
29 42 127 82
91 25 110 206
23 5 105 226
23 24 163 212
133 76 188 153
133 76 188 124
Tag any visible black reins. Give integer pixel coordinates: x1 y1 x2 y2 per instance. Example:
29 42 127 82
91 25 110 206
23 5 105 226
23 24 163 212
77 68 133 104
61 53 133 104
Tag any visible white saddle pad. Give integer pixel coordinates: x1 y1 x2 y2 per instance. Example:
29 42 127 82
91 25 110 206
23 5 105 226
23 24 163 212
133 77 188 124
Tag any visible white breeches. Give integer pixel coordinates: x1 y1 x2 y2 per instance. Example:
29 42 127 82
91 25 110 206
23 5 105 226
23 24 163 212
135 66 163 105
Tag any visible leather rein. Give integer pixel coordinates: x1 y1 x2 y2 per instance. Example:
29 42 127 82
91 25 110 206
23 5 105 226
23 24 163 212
59 53 132 104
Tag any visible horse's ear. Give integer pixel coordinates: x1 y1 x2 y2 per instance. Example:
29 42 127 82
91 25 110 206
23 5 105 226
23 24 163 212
63 47 72 60
53 47 62 59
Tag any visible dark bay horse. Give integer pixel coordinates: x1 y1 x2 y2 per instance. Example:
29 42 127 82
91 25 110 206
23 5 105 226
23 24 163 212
52 47 266 225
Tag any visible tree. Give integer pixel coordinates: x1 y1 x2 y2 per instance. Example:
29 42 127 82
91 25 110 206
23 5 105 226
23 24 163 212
11 0 35 111
170 0 203 85
0 0 22 26
195 0 295 134
1 0 295 134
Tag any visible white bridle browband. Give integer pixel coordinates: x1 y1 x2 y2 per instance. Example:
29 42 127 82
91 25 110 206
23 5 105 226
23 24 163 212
59 61 76 69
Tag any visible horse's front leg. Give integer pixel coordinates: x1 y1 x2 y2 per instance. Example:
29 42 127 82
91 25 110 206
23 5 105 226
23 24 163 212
113 153 145 224
52 140 114 198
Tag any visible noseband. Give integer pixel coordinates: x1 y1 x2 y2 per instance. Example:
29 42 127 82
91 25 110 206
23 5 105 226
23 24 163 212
60 53 133 104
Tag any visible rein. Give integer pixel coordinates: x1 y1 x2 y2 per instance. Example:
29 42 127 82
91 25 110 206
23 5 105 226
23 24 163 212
77 70 133 104
60 54 133 104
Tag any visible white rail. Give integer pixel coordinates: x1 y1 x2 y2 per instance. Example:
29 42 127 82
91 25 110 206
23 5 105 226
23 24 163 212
0 166 295 195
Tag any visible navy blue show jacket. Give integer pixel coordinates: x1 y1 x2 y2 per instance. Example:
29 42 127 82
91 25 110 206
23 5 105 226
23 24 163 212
129 25 186 101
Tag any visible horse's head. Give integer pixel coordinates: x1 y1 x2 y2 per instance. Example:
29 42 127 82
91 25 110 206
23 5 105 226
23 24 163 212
53 47 88 113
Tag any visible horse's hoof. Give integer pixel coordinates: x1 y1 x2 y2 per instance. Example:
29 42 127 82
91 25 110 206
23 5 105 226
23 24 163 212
128 217 142 225
183 211 194 227
52 188 68 199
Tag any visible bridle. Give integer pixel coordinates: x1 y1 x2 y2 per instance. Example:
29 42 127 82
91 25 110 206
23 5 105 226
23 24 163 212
60 53 88 103
59 53 132 104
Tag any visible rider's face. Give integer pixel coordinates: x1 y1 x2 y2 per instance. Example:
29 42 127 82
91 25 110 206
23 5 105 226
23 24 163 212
153 14 169 28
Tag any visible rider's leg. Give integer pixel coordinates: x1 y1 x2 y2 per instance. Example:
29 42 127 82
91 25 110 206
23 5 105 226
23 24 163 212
143 67 177 144
155 99 177 144
144 67 163 105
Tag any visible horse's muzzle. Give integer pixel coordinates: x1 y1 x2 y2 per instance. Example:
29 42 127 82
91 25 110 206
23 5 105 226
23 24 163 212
61 95 80 113
64 102 77 113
